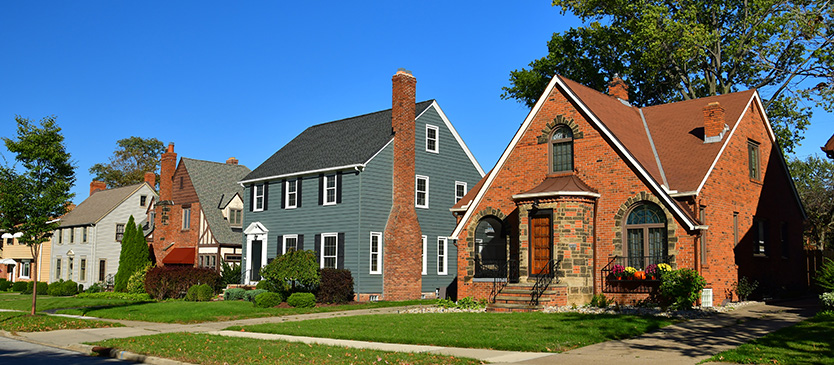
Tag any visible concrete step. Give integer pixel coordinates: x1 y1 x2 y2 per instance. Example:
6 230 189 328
486 302 542 312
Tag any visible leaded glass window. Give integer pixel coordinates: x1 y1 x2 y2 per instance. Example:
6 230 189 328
551 126 573 173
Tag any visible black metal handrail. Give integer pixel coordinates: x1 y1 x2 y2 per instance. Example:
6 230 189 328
530 257 561 306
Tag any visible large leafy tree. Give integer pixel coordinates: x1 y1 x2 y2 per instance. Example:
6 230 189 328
89 136 165 188
789 156 834 250
0 116 75 315
502 0 833 153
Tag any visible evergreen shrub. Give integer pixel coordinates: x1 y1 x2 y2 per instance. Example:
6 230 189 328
24 281 49 295
12 281 27 292
244 289 267 302
223 288 246 301
287 292 316 308
47 279 79 296
0 279 11 291
255 292 283 308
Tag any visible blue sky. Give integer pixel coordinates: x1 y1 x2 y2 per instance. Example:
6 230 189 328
1 2 830 205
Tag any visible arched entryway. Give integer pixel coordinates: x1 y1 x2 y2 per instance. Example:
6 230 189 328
474 216 508 279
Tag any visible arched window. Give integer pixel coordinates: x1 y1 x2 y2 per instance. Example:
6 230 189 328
474 217 506 278
625 203 667 268
550 125 573 173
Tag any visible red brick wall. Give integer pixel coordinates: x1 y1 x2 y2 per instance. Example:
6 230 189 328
152 151 200 267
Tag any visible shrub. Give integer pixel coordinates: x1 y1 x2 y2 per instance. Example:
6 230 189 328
316 268 354 304
255 292 284 308
259 249 320 292
85 282 104 293
220 261 242 286
76 292 152 301
186 284 214 302
47 279 79 296
733 276 759 301
256 279 280 293
589 293 610 308
12 281 27 292
822 292 834 311
144 266 220 300
816 258 834 292
287 292 316 308
659 268 707 310
24 281 49 295
126 263 152 295
244 289 268 302
223 288 246 301
0 279 11 291
435 296 486 310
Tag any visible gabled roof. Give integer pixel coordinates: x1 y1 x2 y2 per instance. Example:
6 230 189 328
823 134 834 159
60 183 152 227
242 100 435 183
180 158 251 245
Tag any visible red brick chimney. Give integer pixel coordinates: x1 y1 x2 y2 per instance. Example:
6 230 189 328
608 74 629 101
144 172 156 189
703 102 727 143
90 181 106 196
226 157 239 165
159 143 177 201
383 68 422 301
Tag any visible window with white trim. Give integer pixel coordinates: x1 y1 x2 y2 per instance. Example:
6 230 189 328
68 256 74 280
322 233 338 269
370 232 382 274
55 257 62 281
437 237 448 275
80 258 87 282
426 125 439 153
324 175 337 205
254 184 265 211
415 175 429 208
21 261 31 278
283 234 298 254
455 181 467 203
115 224 125 242
70 228 75 243
422 235 427 275
82 227 88 243
286 179 298 208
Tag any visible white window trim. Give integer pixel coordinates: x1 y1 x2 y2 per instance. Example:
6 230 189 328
370 232 382 275
254 184 265 212
455 181 467 203
244 226 268 284
323 175 337 206
437 237 448 275
415 175 429 209
55 257 62 281
282 234 298 254
321 233 339 269
285 179 298 209
422 235 427 275
426 124 439 153
20 261 31 279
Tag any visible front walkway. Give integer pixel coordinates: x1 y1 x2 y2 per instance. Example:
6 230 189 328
0 298 819 364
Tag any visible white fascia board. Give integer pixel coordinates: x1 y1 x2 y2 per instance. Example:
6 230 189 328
669 191 698 197
364 138 394 165
511 191 602 200
424 101 486 177
695 93 756 194
239 164 365 185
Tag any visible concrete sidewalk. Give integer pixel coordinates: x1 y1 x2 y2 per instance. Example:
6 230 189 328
0 299 819 364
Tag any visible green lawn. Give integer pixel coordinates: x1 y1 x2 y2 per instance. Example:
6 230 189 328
0 293 138 311
93 332 480 365
228 312 675 352
706 312 834 364
57 299 429 323
0 312 123 332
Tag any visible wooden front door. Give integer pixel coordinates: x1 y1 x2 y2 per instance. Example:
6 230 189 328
530 215 552 275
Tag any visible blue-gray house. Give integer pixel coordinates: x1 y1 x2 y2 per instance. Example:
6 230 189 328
240 70 484 300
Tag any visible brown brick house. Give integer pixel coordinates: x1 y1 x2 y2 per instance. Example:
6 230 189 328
451 75 806 309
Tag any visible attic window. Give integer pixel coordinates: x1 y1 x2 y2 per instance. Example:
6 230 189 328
426 125 439 153
748 140 760 180
140 195 147 207
550 125 573 173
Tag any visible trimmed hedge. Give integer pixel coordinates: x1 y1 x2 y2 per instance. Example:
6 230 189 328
47 280 79 296
0 279 11 291
317 268 354 304
244 289 267 303
287 292 316 308
144 266 220 300
24 281 48 295
223 288 246 301
12 281 27 292
255 292 284 308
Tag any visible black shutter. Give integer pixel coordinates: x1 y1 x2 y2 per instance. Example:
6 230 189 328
314 234 321 267
297 178 302 208
276 235 283 256
337 232 345 269
262 182 269 211
336 171 343 204
318 174 324 205
298 234 304 250
280 179 286 209
249 185 254 212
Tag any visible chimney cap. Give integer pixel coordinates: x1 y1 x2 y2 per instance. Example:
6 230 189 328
396 68 413 76
166 142 175 153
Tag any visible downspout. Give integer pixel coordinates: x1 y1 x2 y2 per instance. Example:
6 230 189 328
592 197 598 295
356 166 362 293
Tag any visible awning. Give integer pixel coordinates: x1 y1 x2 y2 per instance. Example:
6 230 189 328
0 259 17 265
162 247 196 265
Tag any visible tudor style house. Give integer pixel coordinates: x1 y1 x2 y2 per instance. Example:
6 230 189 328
451 75 806 309
51 177 157 288
150 144 249 271
241 70 484 301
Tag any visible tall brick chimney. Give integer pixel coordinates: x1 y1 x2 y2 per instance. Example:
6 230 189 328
226 157 239 165
383 68 422 301
144 172 156 189
703 102 727 143
159 143 177 202
90 181 106 196
607 74 629 101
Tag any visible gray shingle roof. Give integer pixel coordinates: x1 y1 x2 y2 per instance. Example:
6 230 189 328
60 183 148 227
181 158 251 245
243 100 435 182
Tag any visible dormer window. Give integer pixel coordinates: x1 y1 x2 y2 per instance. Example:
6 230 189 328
550 125 573 173
229 209 242 226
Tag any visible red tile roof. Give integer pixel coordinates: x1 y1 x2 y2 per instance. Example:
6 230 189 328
162 247 196 265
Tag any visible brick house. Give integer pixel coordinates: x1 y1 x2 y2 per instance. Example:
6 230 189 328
450 74 806 309
150 145 250 271
822 134 834 159
240 69 484 301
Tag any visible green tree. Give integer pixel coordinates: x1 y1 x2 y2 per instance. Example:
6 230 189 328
0 116 75 315
89 136 165 188
113 215 151 292
259 249 320 292
789 155 834 250
502 0 833 153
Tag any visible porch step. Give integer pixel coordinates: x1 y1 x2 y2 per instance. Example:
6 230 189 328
486 302 542 313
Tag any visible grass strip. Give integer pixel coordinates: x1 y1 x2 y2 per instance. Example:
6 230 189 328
705 312 834 364
0 293 137 312
0 312 123 332
229 311 674 352
57 299 429 323
93 332 480 365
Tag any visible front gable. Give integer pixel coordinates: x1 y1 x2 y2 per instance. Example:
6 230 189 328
171 162 198 205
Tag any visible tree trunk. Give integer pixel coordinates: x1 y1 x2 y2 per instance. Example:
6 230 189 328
29 244 39 316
